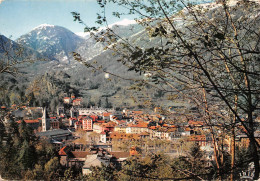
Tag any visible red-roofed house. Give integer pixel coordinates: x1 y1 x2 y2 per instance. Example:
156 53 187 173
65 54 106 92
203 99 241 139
73 98 82 106
103 112 112 121
97 120 106 123
59 145 92 168
64 97 71 104
162 124 169 127
90 115 98 122
188 120 204 127
115 124 127 133
132 111 143 115
50 117 59 130
150 128 170 140
17 119 40 130
171 125 178 128
17 119 39 124
139 132 150 139
82 118 93 131
93 122 115 133
109 132 141 141
109 151 130 162
59 146 70 156
188 135 208 146
69 151 91 168
75 120 82 130
126 122 149 134
149 126 157 130
93 123 105 133
105 122 116 132
59 146 72 166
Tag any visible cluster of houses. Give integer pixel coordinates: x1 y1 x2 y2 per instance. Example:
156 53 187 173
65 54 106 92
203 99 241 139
1 95 260 175
2 99 260 151
62 104 215 149
58 145 139 175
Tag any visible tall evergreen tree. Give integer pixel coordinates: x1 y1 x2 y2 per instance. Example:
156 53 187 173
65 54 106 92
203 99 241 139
18 140 37 170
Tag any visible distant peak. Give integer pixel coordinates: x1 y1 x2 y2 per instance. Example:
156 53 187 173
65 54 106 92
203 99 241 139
75 32 90 38
76 19 137 37
109 19 137 28
33 24 56 30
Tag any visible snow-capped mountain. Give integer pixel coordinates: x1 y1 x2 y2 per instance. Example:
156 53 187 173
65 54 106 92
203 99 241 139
16 24 85 64
76 19 137 39
75 21 144 61
75 32 90 39
108 19 137 28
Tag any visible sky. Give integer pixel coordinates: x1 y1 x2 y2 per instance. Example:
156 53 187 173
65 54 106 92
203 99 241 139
0 0 137 40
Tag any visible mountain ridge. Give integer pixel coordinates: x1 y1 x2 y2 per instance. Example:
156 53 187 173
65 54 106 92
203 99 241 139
16 24 85 64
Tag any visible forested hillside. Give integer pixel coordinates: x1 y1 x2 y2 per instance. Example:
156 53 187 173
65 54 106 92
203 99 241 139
0 22 179 111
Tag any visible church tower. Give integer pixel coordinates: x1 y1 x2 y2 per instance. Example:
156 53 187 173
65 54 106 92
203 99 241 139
42 107 50 132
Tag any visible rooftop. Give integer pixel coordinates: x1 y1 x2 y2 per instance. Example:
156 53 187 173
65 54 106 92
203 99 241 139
71 151 91 158
109 152 130 159
36 129 72 138
17 119 39 124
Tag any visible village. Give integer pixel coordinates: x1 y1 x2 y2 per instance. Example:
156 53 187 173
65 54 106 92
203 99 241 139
1 94 259 177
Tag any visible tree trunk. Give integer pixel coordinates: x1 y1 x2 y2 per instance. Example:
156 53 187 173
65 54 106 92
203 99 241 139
249 130 259 180
230 126 235 181
231 95 237 181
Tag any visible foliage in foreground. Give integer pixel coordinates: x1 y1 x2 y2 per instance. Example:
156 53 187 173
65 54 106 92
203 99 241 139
0 119 61 180
73 0 260 179
84 143 253 181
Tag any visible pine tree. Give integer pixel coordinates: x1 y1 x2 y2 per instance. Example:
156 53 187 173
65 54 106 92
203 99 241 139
187 143 208 178
18 140 36 170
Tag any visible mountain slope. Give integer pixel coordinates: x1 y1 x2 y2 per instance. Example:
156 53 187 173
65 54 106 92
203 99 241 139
16 24 85 63
0 34 42 60
76 22 145 61
0 34 47 75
